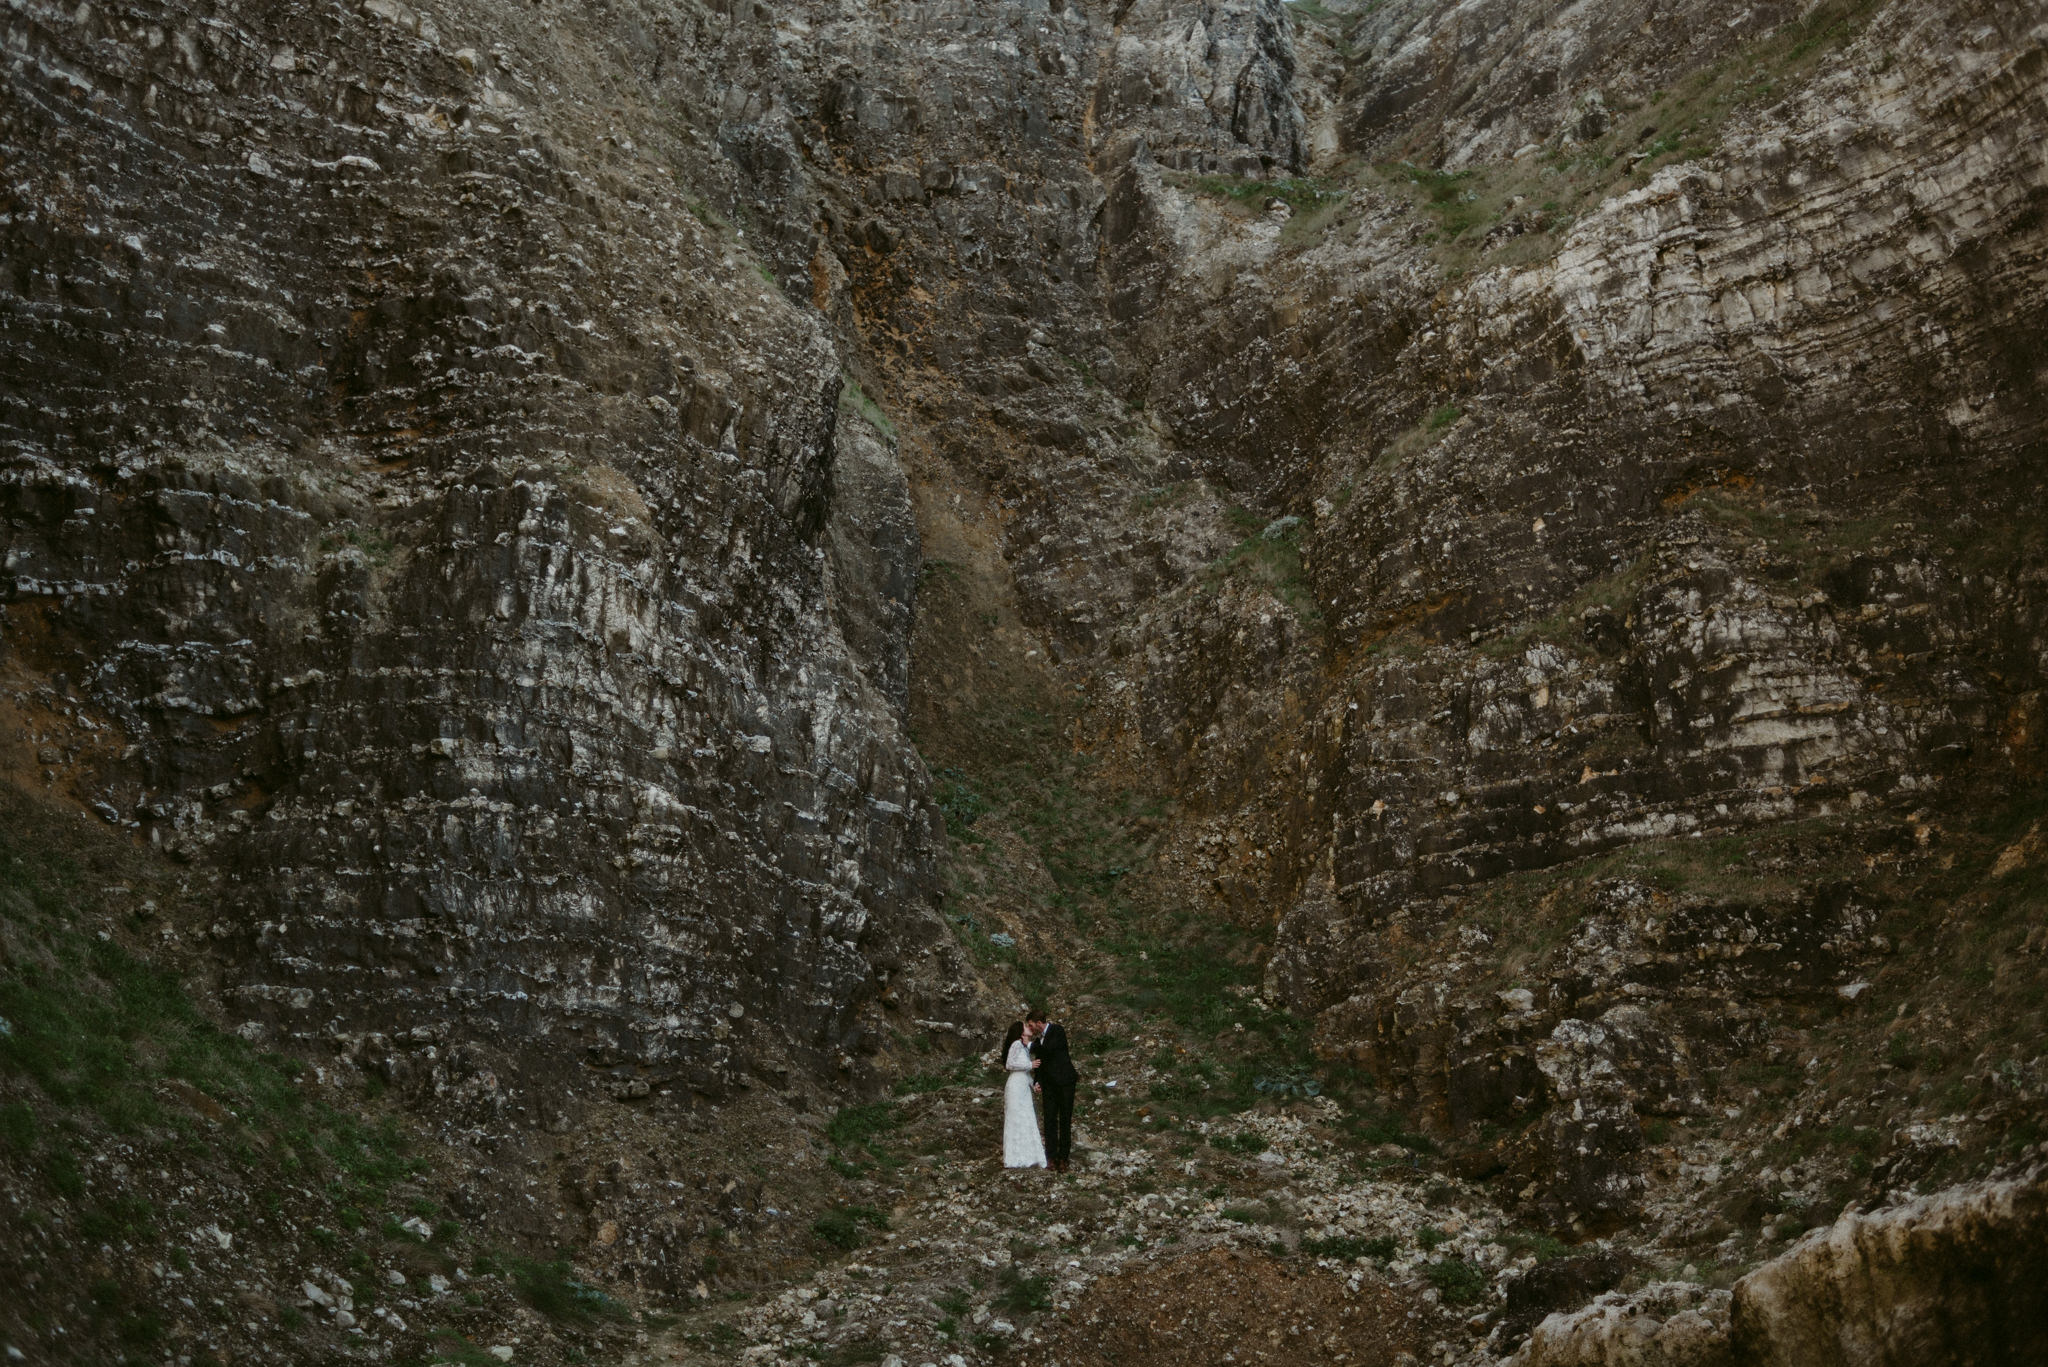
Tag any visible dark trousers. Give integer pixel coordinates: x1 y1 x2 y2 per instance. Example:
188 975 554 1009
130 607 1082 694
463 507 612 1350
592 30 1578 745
1039 1080 1075 1164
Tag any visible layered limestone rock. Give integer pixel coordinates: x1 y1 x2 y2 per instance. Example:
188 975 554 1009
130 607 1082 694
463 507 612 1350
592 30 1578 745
0 0 949 1104
4 0 2047 1343
1509 1160 2048 1366
1727 1158 2048 1366
1064 0 2048 1233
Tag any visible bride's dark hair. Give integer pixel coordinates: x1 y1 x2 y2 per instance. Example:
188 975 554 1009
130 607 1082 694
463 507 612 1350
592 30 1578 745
1001 1022 1024 1056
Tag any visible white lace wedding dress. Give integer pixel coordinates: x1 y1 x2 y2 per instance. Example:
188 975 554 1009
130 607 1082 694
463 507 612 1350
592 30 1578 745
1002 1039 1047 1169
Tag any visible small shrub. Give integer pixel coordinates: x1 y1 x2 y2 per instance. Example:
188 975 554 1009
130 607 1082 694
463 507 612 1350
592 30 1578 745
1492 1229 1569 1263
1416 1225 1449 1250
79 1194 155 1242
812 1204 889 1251
117 1311 165 1347
1209 1131 1270 1156
931 767 989 838
0 1100 35 1153
1301 1233 1398 1262
42 1146 85 1198
1426 1257 1487 1306
992 1266 1052 1315
510 1258 628 1324
1251 1067 1321 1099
1345 1105 1436 1153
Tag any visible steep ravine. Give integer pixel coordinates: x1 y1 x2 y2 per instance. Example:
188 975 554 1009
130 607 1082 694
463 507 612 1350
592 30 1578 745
2 0 2046 1364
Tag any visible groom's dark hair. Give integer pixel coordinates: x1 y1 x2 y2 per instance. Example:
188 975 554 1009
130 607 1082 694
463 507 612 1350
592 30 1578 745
1025 1008 1048 1023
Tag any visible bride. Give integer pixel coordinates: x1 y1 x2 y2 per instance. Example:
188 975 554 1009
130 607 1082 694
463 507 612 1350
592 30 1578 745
1000 1021 1047 1169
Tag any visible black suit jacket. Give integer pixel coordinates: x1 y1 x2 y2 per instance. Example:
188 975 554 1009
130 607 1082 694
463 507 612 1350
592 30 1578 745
1031 1023 1078 1087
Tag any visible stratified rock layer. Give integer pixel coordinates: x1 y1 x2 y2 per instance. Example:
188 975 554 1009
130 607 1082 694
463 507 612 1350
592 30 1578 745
4 0 2048 1345
0 0 944 1100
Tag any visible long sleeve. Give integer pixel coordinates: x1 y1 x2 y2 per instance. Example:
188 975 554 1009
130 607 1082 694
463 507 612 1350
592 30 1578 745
1006 1041 1034 1073
1037 1024 1077 1084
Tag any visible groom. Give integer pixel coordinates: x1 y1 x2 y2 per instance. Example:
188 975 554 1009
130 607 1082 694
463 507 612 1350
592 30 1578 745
1025 1008 1078 1173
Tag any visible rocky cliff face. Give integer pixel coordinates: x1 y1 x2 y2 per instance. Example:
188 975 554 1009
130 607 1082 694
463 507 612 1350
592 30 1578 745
0 0 949 1110
4 0 2047 1361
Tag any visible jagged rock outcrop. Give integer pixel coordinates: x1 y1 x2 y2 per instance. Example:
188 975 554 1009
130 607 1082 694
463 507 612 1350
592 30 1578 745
1509 1160 2048 1366
1728 1158 2048 1366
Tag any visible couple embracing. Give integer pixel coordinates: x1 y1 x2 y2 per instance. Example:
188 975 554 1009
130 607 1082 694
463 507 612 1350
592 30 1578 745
1000 1008 1078 1173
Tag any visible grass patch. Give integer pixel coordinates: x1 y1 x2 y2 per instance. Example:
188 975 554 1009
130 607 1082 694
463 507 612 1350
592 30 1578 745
812 1204 890 1251
1201 508 1317 620
0 811 429 1199
931 766 990 839
826 1102 898 1151
1133 482 1199 515
1335 1101 1436 1154
893 1057 980 1097
511 1257 629 1324
1169 170 1354 245
0 788 564 1364
1176 173 1343 216
1391 163 1488 240
1479 553 1654 659
1344 0 1882 273
1365 405 1466 480
839 376 897 441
